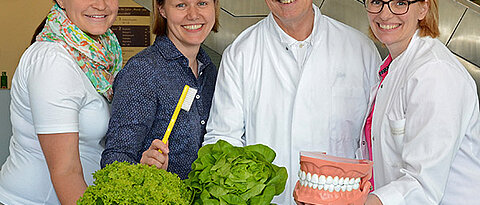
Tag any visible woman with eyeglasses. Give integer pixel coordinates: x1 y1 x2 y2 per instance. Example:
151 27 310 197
359 0 480 204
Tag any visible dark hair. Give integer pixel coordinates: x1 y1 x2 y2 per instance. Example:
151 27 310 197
152 0 220 36
30 0 59 45
30 17 48 45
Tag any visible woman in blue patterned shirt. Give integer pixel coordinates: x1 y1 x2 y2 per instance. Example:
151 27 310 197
101 0 219 179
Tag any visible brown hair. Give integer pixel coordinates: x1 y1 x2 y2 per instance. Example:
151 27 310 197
152 0 220 36
368 0 439 42
31 0 59 45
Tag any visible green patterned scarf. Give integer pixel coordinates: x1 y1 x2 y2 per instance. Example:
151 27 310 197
37 4 122 102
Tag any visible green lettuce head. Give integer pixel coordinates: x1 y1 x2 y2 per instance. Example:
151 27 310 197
77 161 192 205
185 140 288 205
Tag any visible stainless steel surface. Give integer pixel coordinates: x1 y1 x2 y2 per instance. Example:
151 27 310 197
448 8 480 67
457 0 480 11
133 0 152 11
204 12 264 54
320 0 370 34
438 0 466 44
222 0 270 16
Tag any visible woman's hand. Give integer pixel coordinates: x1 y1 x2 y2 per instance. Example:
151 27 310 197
365 194 383 205
140 139 169 170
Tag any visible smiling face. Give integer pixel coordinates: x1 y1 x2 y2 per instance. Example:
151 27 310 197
265 0 313 28
159 0 215 50
367 0 429 57
56 0 118 39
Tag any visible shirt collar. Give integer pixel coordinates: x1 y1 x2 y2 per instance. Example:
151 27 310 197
379 54 392 78
155 35 183 60
154 35 213 70
270 4 319 48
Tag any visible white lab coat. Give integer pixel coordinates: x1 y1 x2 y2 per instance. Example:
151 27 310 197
358 31 480 205
204 5 381 204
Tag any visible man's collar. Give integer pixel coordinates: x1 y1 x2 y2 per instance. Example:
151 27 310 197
270 4 320 48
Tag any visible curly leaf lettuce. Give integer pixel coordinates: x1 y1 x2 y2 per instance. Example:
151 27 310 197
77 161 192 205
185 140 288 205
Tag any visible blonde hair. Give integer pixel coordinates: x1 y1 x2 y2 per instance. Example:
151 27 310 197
418 0 439 38
152 0 220 36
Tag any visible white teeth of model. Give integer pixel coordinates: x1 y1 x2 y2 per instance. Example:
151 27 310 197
308 181 313 188
334 185 341 192
319 175 326 185
300 179 305 186
323 184 329 191
318 184 324 190
312 174 319 189
347 184 353 191
326 176 333 185
355 177 361 184
306 173 312 182
279 0 295 3
301 171 306 181
312 174 319 184
328 184 334 192
341 184 347 192
339 177 344 185
344 177 350 185
353 183 360 190
349 178 355 185
298 170 301 179
333 176 339 185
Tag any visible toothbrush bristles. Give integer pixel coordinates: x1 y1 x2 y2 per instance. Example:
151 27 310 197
181 87 197 112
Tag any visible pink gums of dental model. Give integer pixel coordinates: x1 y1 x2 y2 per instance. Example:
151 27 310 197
293 152 373 205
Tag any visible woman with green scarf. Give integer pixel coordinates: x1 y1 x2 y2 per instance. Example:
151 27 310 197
0 0 122 204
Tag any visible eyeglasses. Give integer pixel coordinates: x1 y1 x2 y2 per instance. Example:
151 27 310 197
363 0 424 15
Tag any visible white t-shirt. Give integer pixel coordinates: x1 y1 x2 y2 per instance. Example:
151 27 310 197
0 41 110 205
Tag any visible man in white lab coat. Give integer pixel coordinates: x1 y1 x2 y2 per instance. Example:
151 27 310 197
204 0 381 203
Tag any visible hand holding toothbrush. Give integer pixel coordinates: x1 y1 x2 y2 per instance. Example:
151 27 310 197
140 139 169 170
139 85 197 170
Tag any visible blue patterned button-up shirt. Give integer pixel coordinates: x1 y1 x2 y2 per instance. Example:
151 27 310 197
101 35 217 179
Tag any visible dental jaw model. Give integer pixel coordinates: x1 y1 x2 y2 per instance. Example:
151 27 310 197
293 152 373 205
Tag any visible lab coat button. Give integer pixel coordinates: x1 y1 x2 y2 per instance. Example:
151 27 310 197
362 141 366 145
380 84 383 88
200 120 206 125
196 95 201 99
